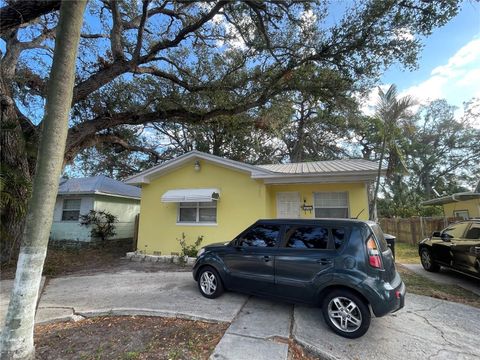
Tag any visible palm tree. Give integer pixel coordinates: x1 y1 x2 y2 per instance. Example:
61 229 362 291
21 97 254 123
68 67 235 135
369 85 413 220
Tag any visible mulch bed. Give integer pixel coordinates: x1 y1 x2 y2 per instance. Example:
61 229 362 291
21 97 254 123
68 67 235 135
34 316 228 360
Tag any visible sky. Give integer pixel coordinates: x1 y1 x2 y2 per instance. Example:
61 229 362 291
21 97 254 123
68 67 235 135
365 1 480 122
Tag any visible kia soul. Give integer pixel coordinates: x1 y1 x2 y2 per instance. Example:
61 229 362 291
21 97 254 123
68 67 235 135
192 219 405 338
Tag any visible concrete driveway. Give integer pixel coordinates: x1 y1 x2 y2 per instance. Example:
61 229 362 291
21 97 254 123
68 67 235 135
2 271 480 359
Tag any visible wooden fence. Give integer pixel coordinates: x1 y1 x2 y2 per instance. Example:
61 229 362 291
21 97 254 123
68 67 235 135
379 217 462 245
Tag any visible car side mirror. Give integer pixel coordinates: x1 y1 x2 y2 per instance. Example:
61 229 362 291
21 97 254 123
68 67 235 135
440 233 451 242
431 231 441 238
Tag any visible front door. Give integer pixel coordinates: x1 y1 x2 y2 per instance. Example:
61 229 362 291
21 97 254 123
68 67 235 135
276 192 300 218
222 223 281 294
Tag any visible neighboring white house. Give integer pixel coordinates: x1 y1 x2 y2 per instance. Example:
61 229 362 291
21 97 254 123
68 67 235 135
50 175 141 242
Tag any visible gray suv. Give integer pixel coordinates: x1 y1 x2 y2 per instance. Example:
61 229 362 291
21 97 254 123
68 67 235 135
193 219 405 338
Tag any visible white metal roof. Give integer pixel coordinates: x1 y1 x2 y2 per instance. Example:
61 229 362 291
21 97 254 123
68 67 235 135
161 188 220 203
58 175 141 199
125 150 383 185
257 159 379 174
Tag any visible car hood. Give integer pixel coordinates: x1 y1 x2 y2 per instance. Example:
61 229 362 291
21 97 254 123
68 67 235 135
205 242 229 248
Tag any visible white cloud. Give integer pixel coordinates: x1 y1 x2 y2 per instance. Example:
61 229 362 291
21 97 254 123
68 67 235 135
400 37 480 105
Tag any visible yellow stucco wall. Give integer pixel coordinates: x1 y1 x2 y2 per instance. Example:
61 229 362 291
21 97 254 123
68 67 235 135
137 160 371 254
442 199 480 218
266 183 369 220
137 160 267 255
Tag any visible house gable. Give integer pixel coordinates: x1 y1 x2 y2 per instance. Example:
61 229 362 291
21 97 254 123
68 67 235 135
125 150 272 185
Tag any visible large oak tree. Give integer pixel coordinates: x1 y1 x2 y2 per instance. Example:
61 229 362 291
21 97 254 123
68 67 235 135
0 0 461 262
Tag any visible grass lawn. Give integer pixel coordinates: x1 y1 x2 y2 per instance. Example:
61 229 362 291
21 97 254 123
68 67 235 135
397 265 480 308
394 241 420 264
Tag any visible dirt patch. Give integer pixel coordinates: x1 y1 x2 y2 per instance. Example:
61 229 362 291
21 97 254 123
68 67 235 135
288 340 323 360
34 316 228 360
1 247 190 280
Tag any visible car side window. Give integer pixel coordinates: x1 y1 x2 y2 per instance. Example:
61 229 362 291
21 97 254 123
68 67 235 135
332 228 346 250
465 223 480 240
442 223 469 239
285 225 329 249
238 224 280 247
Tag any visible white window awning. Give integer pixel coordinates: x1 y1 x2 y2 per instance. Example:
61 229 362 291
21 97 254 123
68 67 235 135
161 188 220 203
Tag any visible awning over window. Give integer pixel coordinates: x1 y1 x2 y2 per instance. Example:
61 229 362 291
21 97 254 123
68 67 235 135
161 188 220 203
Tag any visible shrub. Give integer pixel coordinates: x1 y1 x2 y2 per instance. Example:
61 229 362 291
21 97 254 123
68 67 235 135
177 233 203 257
80 210 118 243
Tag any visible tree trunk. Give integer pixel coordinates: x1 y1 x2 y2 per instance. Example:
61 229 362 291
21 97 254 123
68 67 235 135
0 81 31 263
0 29 34 263
0 2 87 359
370 136 387 221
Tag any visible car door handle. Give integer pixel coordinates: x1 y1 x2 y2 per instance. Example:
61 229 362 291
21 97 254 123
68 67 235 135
317 258 332 265
263 256 271 262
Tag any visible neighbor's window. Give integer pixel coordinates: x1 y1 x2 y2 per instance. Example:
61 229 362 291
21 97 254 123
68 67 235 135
313 192 349 218
62 199 81 221
178 202 217 223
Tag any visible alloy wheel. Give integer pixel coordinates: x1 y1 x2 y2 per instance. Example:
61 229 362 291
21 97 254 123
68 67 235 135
421 249 431 269
200 271 217 295
327 296 363 333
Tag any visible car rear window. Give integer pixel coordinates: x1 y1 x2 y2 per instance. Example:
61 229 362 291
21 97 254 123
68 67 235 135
371 224 388 252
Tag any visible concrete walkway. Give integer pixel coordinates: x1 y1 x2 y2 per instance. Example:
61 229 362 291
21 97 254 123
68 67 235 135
402 263 480 296
210 297 291 360
2 271 480 359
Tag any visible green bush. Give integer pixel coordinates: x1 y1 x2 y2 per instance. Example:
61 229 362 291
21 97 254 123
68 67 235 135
80 210 118 243
177 233 203 257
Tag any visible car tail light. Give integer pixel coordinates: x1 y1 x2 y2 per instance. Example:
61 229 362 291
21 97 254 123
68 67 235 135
366 237 383 269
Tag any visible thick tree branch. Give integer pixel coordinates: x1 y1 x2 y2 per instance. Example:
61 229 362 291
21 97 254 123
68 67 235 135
0 0 60 32
64 134 159 165
141 1 228 61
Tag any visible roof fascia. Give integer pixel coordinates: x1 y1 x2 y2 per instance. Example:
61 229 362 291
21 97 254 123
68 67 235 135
261 174 377 184
125 151 272 185
57 191 140 200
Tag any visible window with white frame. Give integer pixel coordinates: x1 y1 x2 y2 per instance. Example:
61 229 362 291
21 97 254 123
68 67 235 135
178 202 217 223
313 192 349 218
62 199 81 221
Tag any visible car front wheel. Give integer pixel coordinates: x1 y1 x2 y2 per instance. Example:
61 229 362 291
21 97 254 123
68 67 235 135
197 266 224 299
322 289 371 339
420 248 440 272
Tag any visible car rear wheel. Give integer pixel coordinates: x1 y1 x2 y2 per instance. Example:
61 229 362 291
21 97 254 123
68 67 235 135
322 289 371 339
197 266 224 299
420 248 440 272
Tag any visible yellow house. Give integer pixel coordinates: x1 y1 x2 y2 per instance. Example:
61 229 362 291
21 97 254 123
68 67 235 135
421 182 480 219
125 151 381 255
